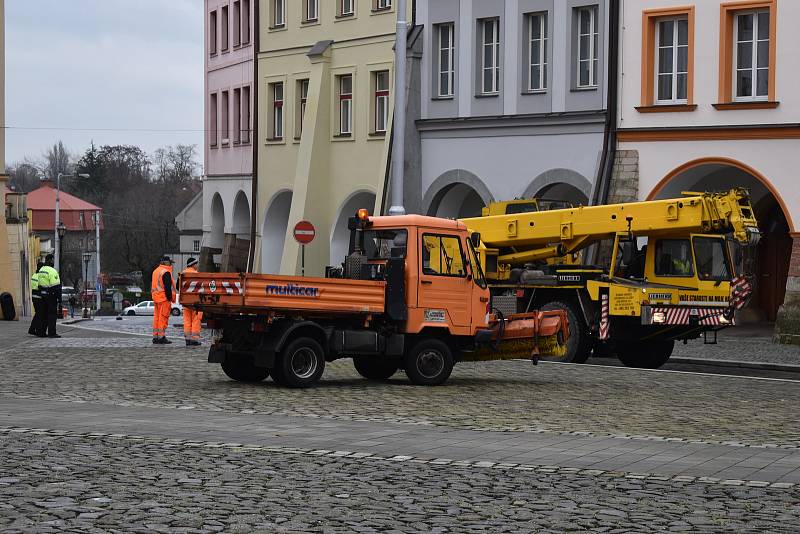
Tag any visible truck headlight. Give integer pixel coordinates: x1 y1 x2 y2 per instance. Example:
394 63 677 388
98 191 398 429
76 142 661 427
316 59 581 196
652 312 666 324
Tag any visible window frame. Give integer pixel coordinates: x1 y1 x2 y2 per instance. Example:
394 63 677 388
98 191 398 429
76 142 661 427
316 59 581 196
304 0 319 23
421 234 469 279
479 18 500 95
296 78 309 138
193 240 201 253
575 6 598 89
221 4 229 52
221 90 230 145
733 9 770 102
232 87 241 144
338 74 353 136
436 23 456 98
527 12 548 92
654 17 689 105
640 6 695 109
241 0 251 44
209 10 218 56
209 93 218 148
339 0 355 18
233 0 241 48
374 70 390 134
271 82 284 140
718 1 776 105
241 85 251 144
374 0 392 11
272 0 285 28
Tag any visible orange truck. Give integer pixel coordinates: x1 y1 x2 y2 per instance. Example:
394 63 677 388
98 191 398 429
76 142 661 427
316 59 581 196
179 211 568 387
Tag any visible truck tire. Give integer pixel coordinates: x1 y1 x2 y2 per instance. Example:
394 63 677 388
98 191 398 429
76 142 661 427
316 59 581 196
540 301 592 363
404 339 454 386
273 337 326 388
617 340 674 369
353 357 398 381
221 354 270 383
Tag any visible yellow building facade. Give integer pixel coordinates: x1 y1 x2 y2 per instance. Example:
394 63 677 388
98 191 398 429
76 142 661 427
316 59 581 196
255 0 411 275
0 0 16 319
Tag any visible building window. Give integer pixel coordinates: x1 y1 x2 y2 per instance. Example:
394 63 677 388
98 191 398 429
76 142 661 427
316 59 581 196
272 0 285 28
270 82 284 140
221 90 230 144
374 0 391 11
528 13 548 91
241 0 251 44
296 79 309 138
209 10 217 56
337 74 353 135
233 88 241 144
734 10 769 101
241 85 251 143
436 23 455 97
655 18 689 103
233 1 241 47
221 5 229 52
304 0 319 22
338 0 354 18
576 6 598 88
479 18 500 94
373 71 390 134
193 240 201 253
209 93 218 147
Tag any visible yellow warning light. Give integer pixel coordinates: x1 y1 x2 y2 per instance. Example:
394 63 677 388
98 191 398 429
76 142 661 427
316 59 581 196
357 208 370 220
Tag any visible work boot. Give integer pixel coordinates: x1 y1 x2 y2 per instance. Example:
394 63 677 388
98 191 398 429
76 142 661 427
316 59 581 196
161 337 172 345
153 337 159 344
185 339 191 346
191 340 202 346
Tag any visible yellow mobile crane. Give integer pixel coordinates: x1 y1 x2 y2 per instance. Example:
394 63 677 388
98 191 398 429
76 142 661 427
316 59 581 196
462 189 760 368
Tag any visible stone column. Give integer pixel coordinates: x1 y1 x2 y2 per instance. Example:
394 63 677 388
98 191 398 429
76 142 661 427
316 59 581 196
774 233 800 344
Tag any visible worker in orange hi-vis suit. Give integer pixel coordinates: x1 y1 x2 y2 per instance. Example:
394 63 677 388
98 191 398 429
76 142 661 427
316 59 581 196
180 257 203 347
151 255 176 345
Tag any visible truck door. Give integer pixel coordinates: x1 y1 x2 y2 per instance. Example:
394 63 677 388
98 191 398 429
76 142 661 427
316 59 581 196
418 233 472 327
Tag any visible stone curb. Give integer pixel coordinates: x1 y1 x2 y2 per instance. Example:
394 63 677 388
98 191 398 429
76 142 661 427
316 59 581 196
0 426 794 491
669 357 800 374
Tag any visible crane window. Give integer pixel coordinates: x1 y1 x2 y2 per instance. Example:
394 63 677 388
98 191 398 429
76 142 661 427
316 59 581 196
693 237 731 281
422 235 467 277
655 239 694 277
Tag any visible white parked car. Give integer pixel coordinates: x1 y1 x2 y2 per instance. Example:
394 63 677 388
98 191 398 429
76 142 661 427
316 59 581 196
122 300 182 317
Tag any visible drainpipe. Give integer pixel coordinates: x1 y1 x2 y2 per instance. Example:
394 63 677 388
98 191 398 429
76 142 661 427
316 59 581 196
592 0 620 207
246 0 260 272
388 0 408 216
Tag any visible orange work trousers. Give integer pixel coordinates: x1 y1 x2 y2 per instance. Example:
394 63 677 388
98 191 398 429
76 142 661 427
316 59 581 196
152 301 172 338
183 308 203 342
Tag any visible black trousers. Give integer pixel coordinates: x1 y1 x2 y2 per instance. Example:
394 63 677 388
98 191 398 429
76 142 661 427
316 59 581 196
29 297 45 336
45 297 58 336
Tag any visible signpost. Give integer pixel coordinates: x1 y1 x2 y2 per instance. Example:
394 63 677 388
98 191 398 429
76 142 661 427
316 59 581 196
293 220 316 277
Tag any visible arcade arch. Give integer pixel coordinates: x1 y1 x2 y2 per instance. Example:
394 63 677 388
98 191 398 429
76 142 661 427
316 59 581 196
261 190 293 274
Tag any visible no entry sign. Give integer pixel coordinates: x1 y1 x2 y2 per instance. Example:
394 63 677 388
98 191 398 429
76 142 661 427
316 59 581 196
293 220 316 245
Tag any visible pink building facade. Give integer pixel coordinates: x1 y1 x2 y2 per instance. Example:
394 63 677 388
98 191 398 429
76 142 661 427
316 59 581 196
202 0 254 271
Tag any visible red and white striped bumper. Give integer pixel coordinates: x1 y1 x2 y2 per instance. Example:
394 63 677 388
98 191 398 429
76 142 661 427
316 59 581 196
643 306 733 326
182 280 242 296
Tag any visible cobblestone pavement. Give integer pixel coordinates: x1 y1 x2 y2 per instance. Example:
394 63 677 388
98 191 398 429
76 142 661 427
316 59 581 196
1 431 798 534
0 323 798 448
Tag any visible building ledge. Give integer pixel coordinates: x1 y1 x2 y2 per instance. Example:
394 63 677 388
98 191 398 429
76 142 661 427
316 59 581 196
635 104 697 113
713 101 780 111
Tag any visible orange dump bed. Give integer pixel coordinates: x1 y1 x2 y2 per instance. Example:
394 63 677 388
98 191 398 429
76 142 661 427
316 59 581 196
180 272 386 316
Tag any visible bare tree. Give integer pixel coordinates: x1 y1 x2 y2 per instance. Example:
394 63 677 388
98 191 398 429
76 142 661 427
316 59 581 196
7 159 44 192
44 141 72 180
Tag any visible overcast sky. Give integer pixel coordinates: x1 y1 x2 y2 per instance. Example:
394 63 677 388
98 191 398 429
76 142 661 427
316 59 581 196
5 0 204 166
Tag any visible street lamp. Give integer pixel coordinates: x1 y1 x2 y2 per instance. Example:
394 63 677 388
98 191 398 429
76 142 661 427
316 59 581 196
54 172 90 272
56 222 66 277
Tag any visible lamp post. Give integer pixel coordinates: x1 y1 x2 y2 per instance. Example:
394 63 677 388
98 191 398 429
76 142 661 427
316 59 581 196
54 172 90 272
56 222 66 271
388 0 408 216
82 252 91 316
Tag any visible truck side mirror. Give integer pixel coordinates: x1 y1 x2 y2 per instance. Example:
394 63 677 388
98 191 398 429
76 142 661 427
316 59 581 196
470 232 481 248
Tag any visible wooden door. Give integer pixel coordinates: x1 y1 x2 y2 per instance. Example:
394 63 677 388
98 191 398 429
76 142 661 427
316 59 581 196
757 233 792 322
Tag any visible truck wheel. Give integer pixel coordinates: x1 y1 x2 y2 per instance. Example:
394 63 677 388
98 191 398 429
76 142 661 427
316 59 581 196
353 357 398 381
404 339 454 386
540 301 592 363
221 355 269 383
617 340 674 369
274 337 325 388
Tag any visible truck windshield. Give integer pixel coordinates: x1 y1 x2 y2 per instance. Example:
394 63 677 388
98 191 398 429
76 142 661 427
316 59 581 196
360 229 408 260
693 237 731 281
655 239 694 277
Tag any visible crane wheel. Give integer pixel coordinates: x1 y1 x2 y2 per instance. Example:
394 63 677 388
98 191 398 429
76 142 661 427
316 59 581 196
221 354 270 383
353 357 398 381
404 339 454 386
540 301 592 363
273 337 326 388
617 340 674 369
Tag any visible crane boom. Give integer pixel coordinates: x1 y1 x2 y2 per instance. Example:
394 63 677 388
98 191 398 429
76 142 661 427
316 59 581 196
462 188 760 267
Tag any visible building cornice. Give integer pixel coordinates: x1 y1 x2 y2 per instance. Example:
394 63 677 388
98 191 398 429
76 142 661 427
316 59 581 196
618 123 800 142
417 110 607 136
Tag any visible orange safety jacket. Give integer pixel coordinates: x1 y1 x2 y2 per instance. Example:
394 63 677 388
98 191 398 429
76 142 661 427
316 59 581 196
151 264 175 303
